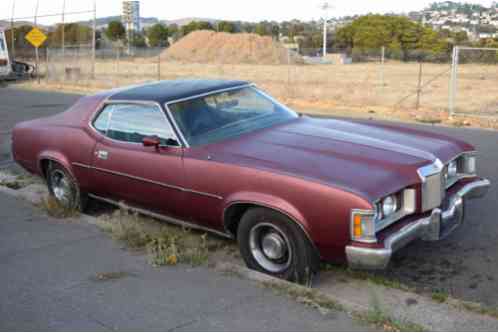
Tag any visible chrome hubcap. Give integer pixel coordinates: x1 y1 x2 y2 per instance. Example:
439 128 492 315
249 223 292 273
261 232 286 260
51 170 71 205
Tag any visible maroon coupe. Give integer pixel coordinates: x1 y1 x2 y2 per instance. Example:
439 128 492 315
12 80 490 285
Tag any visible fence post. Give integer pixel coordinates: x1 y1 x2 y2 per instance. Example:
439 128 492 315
157 48 161 81
45 47 49 83
91 0 96 79
449 46 459 118
379 46 385 88
287 48 291 99
415 61 423 110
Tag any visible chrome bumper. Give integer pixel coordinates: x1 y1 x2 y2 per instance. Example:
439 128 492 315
346 178 490 270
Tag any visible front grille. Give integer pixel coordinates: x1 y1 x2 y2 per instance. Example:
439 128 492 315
421 172 444 211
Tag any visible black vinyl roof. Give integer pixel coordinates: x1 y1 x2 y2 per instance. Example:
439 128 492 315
109 79 251 104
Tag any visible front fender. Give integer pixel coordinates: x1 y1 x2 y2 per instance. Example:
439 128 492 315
222 191 311 239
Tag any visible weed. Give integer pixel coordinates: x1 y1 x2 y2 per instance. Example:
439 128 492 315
0 180 23 190
355 295 426 332
39 196 79 219
104 208 214 267
431 290 449 303
262 280 344 314
459 301 498 320
322 264 410 292
110 213 151 250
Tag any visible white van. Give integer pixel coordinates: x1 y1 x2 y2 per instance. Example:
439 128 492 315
0 29 12 79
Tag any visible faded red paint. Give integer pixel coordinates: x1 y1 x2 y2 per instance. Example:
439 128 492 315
12 89 475 263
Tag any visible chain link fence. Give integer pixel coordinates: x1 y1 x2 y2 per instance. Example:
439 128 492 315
450 46 498 117
18 42 497 119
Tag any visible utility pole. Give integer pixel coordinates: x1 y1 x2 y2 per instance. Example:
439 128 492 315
61 0 65 60
321 2 330 58
10 0 16 59
91 0 96 79
34 0 40 84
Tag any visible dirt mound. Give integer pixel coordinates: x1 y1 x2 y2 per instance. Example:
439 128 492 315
162 30 301 65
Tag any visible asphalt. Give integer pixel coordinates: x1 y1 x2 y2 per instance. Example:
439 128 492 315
0 86 497 308
0 192 369 331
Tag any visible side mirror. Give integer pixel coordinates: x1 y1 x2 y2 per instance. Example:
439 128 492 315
142 136 160 147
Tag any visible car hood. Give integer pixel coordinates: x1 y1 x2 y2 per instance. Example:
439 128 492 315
208 117 472 202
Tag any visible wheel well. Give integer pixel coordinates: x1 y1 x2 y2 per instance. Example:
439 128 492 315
40 159 52 179
224 202 320 260
224 203 256 236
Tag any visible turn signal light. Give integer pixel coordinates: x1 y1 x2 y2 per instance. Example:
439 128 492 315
351 209 377 243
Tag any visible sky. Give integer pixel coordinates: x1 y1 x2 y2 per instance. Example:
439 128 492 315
1 0 496 24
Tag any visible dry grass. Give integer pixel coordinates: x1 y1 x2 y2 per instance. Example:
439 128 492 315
37 57 498 130
39 196 80 219
100 208 231 267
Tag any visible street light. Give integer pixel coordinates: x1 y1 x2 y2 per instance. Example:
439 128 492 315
320 1 331 58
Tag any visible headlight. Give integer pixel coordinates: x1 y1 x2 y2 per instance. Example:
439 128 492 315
448 160 458 178
381 195 398 217
463 154 476 175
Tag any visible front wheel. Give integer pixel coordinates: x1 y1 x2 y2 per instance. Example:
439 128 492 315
237 207 319 286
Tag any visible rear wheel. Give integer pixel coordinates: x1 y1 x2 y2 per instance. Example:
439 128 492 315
237 207 319 286
46 162 86 212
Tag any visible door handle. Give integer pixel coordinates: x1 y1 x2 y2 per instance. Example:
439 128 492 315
95 150 109 160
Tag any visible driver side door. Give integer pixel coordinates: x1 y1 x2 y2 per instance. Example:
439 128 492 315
89 102 187 220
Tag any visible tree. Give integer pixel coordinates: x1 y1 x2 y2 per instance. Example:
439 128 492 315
131 33 146 48
335 15 449 61
105 21 126 42
49 23 92 47
255 21 272 36
181 21 214 36
217 21 236 33
147 23 169 47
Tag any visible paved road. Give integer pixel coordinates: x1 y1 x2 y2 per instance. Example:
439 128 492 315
1 86 497 307
0 192 367 331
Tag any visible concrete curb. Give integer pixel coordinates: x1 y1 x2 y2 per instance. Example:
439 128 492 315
2 182 498 331
214 262 498 331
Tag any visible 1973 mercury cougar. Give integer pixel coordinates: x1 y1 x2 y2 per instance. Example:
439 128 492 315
12 80 490 285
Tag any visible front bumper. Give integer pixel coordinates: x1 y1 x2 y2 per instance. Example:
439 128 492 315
346 178 490 270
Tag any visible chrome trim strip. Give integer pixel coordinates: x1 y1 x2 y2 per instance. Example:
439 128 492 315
346 178 490 270
88 193 233 239
72 162 223 200
417 158 444 180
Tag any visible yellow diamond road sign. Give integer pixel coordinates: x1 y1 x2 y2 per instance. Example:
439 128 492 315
25 27 47 48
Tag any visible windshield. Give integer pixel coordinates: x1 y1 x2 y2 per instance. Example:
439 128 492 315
168 86 298 147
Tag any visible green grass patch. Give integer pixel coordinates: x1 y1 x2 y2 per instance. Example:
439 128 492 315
431 290 449 303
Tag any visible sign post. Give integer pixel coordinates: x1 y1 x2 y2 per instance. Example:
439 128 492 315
25 27 47 84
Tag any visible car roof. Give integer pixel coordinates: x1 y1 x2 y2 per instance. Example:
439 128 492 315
108 79 251 105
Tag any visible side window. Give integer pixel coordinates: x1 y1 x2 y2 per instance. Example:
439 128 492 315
93 105 112 134
94 104 177 145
